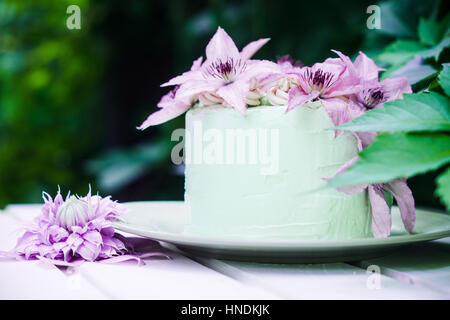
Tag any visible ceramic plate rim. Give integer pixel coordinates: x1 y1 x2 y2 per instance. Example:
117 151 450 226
112 201 450 250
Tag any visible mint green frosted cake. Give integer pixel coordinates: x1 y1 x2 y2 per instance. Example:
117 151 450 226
184 102 372 240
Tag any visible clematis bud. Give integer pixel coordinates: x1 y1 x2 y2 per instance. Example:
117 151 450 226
56 195 90 228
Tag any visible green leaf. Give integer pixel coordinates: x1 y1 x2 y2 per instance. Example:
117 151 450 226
377 40 425 66
439 63 450 96
418 18 441 46
337 92 450 132
435 166 450 211
327 132 450 188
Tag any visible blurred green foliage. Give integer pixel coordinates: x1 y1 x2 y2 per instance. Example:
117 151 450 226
0 0 448 208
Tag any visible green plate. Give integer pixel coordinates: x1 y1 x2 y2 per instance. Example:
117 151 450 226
113 201 450 263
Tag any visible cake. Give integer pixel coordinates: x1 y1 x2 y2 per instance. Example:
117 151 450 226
138 27 415 239
184 103 371 239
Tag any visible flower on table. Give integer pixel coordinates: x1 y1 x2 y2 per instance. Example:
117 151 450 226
1 188 166 266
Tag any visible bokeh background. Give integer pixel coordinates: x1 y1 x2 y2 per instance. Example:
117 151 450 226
0 0 448 209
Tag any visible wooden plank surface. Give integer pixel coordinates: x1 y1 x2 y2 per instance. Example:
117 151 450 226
2 204 449 299
354 241 450 297
0 213 107 299
1 205 278 300
192 257 443 299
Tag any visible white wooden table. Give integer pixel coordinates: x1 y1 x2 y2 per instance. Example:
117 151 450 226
1 204 449 300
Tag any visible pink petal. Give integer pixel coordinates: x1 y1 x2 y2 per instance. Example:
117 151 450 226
190 56 203 71
161 70 203 87
331 50 356 76
77 241 100 261
324 76 361 98
354 51 381 82
83 230 103 245
238 60 281 82
205 27 240 62
216 80 250 115
380 77 412 101
161 57 204 87
320 97 351 130
385 179 415 234
312 60 346 78
175 78 223 100
240 38 270 61
138 96 191 130
368 185 392 238
286 87 318 112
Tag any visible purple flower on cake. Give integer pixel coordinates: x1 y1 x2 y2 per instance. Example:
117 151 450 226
138 27 278 129
332 50 412 120
286 51 362 129
326 157 415 238
0 189 166 266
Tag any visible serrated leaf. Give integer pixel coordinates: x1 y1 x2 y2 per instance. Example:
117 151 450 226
439 63 450 96
418 18 442 46
337 92 450 132
377 40 425 66
327 132 450 188
435 167 450 211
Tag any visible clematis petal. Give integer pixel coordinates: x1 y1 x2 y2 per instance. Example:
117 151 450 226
76 241 100 262
353 51 381 82
240 38 270 61
175 78 223 100
216 80 250 116
320 97 351 131
330 50 356 76
241 60 280 79
380 77 412 101
161 70 203 87
324 76 361 98
368 185 392 238
138 102 191 130
385 179 415 234
286 87 317 112
205 27 240 62
83 230 103 246
190 56 203 71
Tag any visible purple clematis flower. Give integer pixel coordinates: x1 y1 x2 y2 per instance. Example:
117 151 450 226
138 27 278 129
331 50 412 147
326 157 415 238
333 50 411 119
0 189 167 266
286 51 362 130
173 27 278 115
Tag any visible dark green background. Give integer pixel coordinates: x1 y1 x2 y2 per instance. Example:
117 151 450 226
0 0 446 209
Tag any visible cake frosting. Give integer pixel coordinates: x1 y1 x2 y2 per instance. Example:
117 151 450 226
184 103 372 239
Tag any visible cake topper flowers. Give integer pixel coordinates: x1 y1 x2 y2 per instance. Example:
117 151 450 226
0 188 166 266
138 27 278 129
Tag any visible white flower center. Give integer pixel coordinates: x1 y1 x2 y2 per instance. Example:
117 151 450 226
56 196 90 228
